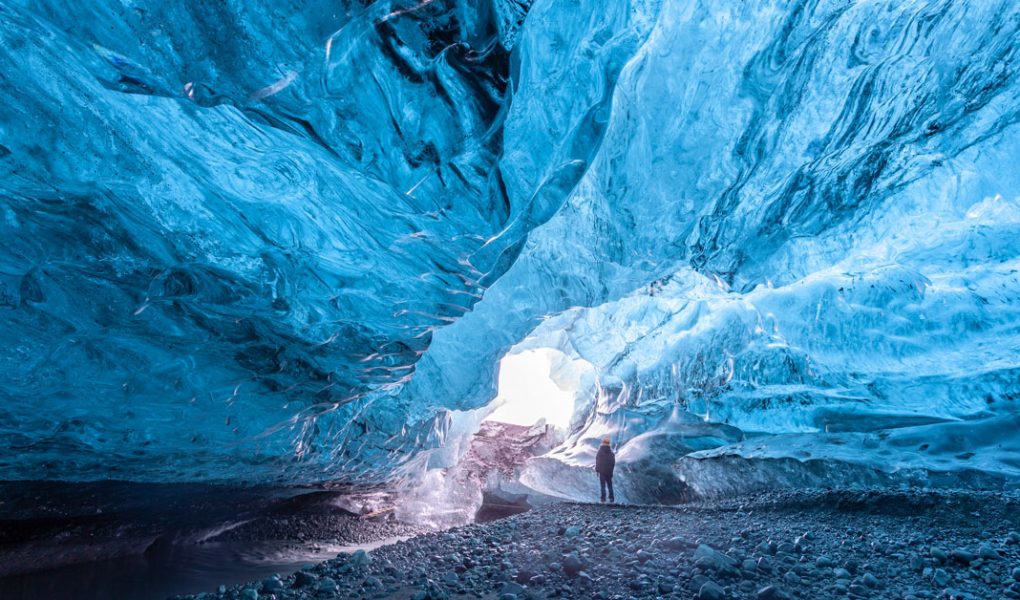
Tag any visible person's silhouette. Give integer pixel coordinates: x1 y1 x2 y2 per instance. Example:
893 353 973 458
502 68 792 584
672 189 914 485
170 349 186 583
595 437 616 503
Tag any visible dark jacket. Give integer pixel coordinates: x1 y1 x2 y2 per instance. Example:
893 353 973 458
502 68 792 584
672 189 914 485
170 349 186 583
595 445 615 476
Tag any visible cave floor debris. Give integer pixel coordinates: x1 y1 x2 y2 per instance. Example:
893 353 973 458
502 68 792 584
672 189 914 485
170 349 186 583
177 489 1020 600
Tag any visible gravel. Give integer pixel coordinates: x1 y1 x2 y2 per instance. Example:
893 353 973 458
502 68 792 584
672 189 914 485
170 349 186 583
175 488 1020 600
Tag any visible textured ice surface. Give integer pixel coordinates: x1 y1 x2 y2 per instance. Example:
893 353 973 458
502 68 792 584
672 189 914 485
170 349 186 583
2 0 1020 488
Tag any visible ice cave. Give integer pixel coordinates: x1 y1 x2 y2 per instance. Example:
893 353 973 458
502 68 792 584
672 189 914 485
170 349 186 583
2 0 1020 598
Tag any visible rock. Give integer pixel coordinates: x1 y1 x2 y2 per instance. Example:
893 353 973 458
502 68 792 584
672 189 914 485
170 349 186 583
978 544 1000 560
317 577 339 594
419 579 448 600
294 570 317 587
663 536 693 551
351 549 372 567
862 572 879 588
815 556 833 569
694 544 738 571
950 548 975 565
698 580 727 600
756 556 774 572
498 595 518 600
440 572 458 584
933 568 950 586
239 590 258 600
930 548 948 564
514 569 534 584
742 558 757 572
1012 567 1020 582
499 583 525 596
562 553 586 577
756 585 790 600
782 571 800 586
564 525 581 537
1007 531 1020 544
262 575 284 593
834 567 852 580
637 549 654 563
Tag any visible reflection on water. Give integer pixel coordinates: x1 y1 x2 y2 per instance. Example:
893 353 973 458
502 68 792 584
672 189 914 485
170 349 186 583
0 536 410 600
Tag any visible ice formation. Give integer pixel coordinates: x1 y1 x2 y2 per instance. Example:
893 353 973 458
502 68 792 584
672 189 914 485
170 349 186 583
1 0 1019 497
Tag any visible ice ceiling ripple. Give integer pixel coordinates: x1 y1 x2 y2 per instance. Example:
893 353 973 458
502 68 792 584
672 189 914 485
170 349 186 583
1 0 1019 486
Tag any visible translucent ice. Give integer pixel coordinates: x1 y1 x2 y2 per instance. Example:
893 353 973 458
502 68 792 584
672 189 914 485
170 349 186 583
1 0 1019 489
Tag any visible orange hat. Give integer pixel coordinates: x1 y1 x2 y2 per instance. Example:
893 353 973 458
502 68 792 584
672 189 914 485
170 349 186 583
601 437 610 445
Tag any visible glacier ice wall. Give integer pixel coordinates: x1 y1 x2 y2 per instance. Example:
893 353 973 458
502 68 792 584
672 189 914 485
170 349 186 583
2 0 1020 487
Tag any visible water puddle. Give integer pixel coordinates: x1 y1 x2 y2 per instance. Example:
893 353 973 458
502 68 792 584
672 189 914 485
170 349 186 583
0 535 412 600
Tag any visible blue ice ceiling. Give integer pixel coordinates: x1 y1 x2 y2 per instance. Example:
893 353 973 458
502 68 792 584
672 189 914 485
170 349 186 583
1 0 1019 489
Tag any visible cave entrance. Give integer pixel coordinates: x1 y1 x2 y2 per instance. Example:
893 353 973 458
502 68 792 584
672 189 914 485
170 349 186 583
486 348 578 429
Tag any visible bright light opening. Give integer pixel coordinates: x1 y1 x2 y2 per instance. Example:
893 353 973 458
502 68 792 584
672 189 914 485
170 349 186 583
486 349 577 429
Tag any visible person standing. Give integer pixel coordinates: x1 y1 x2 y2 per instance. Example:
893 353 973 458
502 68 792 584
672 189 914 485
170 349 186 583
595 437 616 503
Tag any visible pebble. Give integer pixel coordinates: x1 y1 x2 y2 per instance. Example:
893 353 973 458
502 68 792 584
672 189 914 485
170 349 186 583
756 585 790 600
950 549 975 565
173 491 1020 600
562 553 585 577
933 568 950 586
262 575 283 592
698 580 727 600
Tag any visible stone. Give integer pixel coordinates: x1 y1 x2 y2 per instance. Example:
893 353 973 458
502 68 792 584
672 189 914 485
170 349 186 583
862 572 879 588
317 576 339 594
1012 567 1020 582
949 549 975 565
563 553 585 577
239 590 258 600
294 570 317 587
930 548 948 564
834 567 852 580
565 525 582 537
262 575 284 593
933 568 950 586
978 544 1000 560
698 580 727 600
351 549 372 567
756 585 790 600
499 583 525 596
815 556 833 569
694 544 738 571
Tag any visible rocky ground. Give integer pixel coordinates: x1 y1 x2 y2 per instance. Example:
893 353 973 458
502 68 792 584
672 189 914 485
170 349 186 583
176 488 1020 600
